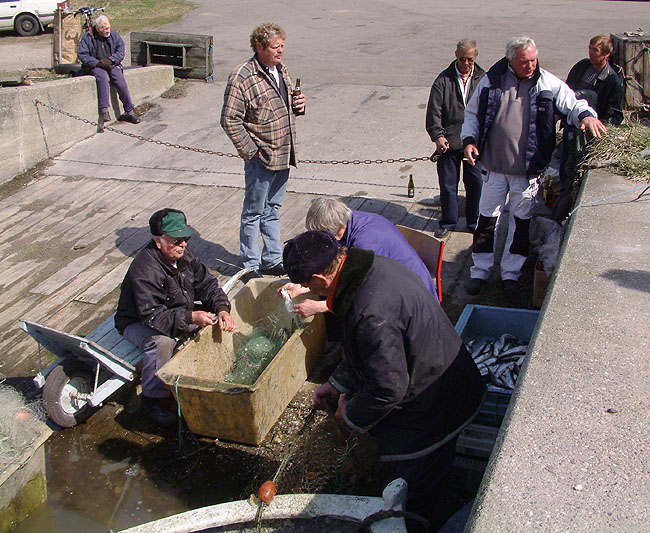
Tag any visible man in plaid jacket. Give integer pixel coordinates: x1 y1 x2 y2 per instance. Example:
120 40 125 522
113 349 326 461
221 22 306 279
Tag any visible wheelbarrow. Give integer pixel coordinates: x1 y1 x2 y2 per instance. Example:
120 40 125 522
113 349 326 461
19 268 253 428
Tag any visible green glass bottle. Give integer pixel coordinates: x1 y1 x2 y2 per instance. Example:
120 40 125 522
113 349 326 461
407 174 415 198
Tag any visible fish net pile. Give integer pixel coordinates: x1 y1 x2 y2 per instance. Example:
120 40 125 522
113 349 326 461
465 334 528 390
238 392 384 500
0 377 47 472
224 298 309 385
225 325 289 385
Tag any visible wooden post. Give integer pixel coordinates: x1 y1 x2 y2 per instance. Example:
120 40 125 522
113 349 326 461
611 32 650 110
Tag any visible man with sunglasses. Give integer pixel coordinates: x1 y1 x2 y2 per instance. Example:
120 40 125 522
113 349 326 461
115 208 235 427
426 39 485 239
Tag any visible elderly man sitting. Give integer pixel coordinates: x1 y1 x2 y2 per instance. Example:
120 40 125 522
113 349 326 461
282 198 438 319
78 14 141 125
115 209 235 427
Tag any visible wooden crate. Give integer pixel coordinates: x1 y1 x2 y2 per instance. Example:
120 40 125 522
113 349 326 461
611 32 650 110
157 278 325 445
130 31 214 79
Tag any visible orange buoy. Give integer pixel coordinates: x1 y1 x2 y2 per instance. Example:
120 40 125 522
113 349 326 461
258 480 276 503
14 409 30 421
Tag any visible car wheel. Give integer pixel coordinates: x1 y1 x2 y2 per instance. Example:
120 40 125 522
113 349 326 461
15 14 40 37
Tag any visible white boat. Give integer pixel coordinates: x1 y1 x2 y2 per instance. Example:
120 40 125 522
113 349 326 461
118 478 408 532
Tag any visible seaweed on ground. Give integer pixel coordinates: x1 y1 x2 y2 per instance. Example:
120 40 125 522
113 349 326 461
583 113 650 182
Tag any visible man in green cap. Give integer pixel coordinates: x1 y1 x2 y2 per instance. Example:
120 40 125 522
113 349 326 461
115 208 236 427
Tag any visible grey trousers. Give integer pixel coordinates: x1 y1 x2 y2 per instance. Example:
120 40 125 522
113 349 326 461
122 322 177 398
90 65 135 113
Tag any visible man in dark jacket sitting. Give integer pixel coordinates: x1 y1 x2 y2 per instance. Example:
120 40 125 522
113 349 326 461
115 209 235 427
283 230 485 530
78 14 141 125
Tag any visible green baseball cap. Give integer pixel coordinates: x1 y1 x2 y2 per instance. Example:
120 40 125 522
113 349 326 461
161 211 193 238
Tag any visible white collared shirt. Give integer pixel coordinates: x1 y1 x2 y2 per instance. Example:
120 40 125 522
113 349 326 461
267 65 280 86
455 63 474 105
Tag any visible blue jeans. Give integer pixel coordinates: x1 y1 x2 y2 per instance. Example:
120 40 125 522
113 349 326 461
240 157 289 270
437 150 482 229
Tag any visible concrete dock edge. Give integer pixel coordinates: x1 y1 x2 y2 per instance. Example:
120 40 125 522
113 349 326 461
0 64 174 185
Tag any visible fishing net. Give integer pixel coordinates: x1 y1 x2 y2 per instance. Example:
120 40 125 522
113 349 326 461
239 394 384 502
0 380 47 471
225 305 304 386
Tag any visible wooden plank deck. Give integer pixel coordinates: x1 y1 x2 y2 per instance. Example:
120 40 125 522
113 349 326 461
2 175 442 378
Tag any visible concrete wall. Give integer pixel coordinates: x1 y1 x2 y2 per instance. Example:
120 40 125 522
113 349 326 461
467 170 650 531
0 65 174 185
0 423 52 531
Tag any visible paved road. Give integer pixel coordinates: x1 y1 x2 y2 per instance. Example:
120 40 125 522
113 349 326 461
3 0 650 201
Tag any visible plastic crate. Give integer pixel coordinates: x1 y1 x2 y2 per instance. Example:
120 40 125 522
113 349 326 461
455 305 539 427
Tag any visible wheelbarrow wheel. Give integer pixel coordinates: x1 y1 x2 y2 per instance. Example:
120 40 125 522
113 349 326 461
43 362 93 427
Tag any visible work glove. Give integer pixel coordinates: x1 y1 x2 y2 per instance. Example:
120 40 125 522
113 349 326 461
98 58 113 71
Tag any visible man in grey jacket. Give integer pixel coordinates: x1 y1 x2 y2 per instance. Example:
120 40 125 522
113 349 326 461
426 39 485 238
462 36 607 298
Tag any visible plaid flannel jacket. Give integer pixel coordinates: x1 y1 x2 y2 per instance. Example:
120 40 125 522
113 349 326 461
221 56 298 171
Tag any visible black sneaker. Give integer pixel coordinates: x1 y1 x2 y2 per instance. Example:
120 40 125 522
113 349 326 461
100 108 111 122
142 396 176 428
434 227 451 239
119 110 141 124
240 270 263 284
466 278 486 296
503 279 520 299
260 263 286 276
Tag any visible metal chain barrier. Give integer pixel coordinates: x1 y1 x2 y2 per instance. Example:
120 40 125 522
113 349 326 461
34 99 241 159
33 99 431 165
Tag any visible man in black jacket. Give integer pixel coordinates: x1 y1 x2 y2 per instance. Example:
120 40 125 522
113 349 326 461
566 35 623 126
426 39 485 238
552 35 624 223
115 209 235 427
283 230 485 530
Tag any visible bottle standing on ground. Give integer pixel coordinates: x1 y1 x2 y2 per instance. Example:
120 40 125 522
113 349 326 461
408 174 415 198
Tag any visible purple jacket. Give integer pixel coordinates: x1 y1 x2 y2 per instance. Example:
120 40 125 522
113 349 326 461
342 211 438 298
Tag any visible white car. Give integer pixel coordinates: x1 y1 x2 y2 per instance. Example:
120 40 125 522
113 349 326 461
0 0 58 36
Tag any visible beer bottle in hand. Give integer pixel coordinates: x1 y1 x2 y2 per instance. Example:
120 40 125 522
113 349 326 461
292 78 305 116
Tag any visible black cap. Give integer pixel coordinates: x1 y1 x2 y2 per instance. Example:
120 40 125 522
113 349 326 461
283 230 341 284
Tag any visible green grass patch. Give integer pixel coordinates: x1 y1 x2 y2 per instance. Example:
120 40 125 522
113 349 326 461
70 0 197 33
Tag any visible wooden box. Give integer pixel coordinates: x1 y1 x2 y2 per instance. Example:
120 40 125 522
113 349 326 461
157 278 325 445
130 31 214 79
611 32 650 110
